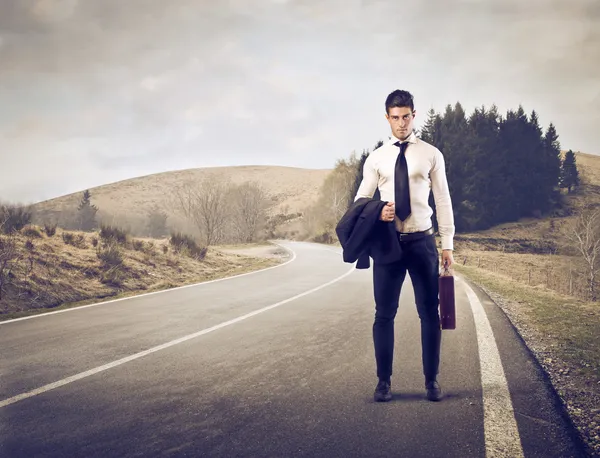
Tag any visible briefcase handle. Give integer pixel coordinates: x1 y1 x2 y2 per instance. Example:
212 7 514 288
440 261 452 277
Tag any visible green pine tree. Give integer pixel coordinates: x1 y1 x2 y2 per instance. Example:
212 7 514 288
77 190 98 231
541 123 563 209
462 105 503 229
437 102 469 230
560 149 581 193
420 108 438 144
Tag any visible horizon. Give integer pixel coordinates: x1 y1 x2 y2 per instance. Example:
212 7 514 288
3 146 596 207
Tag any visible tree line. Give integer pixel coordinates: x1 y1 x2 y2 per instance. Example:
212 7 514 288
344 102 581 233
301 101 598 299
2 176 274 247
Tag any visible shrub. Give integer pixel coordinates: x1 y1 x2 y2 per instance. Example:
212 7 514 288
169 232 207 260
43 222 57 237
62 232 75 245
99 224 128 245
166 256 179 267
143 241 155 255
23 226 43 238
74 234 87 249
312 231 335 244
0 204 32 234
169 232 193 252
62 232 87 248
96 243 123 267
100 265 124 287
132 239 145 252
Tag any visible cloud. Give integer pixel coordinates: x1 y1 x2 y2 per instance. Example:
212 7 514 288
0 0 598 204
30 0 79 23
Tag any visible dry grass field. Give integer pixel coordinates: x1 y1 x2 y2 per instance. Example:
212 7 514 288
0 227 286 321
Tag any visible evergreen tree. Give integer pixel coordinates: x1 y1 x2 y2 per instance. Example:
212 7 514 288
527 109 551 216
420 108 437 144
497 107 533 220
77 190 98 231
462 105 502 229
421 108 440 230
560 149 580 193
540 123 563 210
147 206 168 238
437 102 469 230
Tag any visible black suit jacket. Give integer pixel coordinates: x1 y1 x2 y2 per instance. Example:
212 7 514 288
335 197 403 269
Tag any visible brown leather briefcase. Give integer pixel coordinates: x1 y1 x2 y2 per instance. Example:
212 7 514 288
439 264 456 330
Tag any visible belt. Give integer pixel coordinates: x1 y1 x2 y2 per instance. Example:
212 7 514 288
397 227 434 242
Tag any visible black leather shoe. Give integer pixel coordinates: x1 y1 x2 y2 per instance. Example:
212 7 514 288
426 380 442 401
374 380 392 402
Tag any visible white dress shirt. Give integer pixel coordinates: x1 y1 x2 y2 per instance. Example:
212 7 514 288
354 131 455 251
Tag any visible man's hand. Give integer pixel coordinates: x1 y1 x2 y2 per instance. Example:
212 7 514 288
441 249 454 270
380 201 395 222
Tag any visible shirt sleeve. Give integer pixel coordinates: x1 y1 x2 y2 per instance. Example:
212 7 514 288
430 148 455 250
354 153 378 201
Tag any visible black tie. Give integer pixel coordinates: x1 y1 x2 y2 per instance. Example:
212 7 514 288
394 141 411 221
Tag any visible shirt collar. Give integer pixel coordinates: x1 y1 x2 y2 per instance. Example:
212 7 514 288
389 131 417 145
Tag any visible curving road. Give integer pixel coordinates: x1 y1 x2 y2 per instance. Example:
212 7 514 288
0 241 589 457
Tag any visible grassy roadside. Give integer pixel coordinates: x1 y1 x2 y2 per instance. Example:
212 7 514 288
454 263 600 456
0 255 282 323
0 226 288 322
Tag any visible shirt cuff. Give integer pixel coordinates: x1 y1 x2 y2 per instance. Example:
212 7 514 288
441 236 453 251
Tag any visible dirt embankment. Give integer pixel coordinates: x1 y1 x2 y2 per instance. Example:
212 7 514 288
0 227 289 321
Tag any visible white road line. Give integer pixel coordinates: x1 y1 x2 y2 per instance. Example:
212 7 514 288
0 242 297 325
0 264 357 409
457 275 525 458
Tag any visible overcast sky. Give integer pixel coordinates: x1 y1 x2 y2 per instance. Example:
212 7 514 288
1 0 598 204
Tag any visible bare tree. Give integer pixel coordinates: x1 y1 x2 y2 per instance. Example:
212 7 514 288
170 174 230 246
563 207 600 301
313 156 360 233
229 181 270 243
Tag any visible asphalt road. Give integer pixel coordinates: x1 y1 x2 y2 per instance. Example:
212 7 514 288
0 241 590 457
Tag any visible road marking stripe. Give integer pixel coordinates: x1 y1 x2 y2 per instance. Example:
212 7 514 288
458 275 525 457
0 242 298 325
0 263 356 408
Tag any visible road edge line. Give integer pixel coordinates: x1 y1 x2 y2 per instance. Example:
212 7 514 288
457 274 525 458
0 264 356 408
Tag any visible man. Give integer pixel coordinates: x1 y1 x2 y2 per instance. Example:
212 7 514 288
354 89 455 402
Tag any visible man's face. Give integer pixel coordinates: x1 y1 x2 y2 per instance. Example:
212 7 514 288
386 106 415 140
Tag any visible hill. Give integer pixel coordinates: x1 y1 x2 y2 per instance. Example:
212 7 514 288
28 165 332 234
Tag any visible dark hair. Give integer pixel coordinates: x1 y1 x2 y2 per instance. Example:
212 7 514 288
385 90 414 114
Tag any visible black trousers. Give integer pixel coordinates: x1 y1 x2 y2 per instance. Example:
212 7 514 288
372 232 441 382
